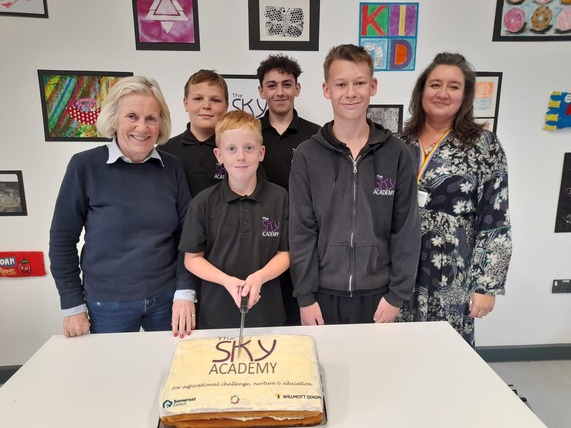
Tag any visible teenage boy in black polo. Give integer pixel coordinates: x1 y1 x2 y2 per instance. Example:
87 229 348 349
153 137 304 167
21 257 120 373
179 110 289 329
256 54 320 325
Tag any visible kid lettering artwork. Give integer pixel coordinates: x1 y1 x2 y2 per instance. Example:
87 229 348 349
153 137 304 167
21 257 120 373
359 2 419 71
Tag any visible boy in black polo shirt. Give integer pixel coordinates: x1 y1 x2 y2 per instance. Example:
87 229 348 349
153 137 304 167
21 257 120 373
179 110 289 329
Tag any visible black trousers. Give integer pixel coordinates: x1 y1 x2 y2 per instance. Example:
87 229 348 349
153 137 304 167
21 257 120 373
316 290 384 324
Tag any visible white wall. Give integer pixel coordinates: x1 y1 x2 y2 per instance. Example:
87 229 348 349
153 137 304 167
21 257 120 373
1 0 570 365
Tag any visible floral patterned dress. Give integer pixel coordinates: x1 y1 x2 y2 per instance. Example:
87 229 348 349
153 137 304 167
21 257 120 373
398 130 512 346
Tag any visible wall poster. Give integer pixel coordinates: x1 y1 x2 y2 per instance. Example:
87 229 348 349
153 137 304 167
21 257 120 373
474 72 502 134
0 0 48 18
555 153 571 233
493 0 571 42
132 0 200 50
0 170 27 216
367 104 404 133
222 75 268 119
37 70 133 142
359 2 419 71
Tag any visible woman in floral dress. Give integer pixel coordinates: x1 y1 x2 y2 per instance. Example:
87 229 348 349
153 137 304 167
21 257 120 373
398 53 512 346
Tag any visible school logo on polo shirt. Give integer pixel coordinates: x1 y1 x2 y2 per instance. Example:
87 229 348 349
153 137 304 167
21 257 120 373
261 216 281 237
214 163 226 180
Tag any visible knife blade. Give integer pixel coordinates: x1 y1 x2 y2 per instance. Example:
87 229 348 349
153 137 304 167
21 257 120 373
237 294 249 358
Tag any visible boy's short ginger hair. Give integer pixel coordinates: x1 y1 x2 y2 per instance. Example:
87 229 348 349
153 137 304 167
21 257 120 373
323 44 374 81
215 110 262 147
184 69 229 104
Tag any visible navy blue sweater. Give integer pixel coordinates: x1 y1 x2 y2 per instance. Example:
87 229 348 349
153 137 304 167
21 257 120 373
49 145 192 309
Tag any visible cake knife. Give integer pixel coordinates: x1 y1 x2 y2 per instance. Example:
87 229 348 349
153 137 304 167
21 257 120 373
238 294 249 358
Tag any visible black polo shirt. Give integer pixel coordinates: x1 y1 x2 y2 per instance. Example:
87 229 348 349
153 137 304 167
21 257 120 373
159 123 225 197
260 109 320 191
179 176 288 329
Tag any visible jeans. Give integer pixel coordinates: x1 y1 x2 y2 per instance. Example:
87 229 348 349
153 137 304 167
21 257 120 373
86 288 174 333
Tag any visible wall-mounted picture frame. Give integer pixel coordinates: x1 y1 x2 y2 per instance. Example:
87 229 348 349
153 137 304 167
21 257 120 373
0 171 27 216
555 153 571 233
474 72 502 134
38 70 133 142
493 0 571 42
359 2 419 71
0 0 48 18
222 74 268 119
248 0 320 51
367 104 404 134
132 0 200 51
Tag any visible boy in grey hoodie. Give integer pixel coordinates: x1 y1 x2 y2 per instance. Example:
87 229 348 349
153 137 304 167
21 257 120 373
289 44 421 325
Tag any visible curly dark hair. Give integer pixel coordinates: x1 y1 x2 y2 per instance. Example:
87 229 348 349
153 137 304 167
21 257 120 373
402 52 483 147
256 54 302 85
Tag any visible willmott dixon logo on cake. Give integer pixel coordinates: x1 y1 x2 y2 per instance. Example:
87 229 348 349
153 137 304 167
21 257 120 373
373 175 396 196
261 217 281 237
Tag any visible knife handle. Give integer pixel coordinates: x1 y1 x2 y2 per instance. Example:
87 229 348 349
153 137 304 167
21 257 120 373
240 295 249 312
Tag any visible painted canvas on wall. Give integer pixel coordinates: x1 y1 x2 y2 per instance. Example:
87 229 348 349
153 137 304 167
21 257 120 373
544 91 571 130
132 0 200 50
493 0 571 42
0 171 27 216
248 0 320 50
37 70 133 141
367 104 403 133
555 153 571 233
359 2 419 71
223 75 268 119
474 72 502 134
0 0 47 18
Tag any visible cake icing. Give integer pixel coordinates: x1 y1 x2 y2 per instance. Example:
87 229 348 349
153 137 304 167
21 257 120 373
159 335 324 427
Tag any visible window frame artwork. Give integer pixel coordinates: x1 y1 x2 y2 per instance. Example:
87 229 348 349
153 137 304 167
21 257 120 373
248 0 320 51
37 70 133 142
367 104 404 134
555 153 571 233
222 74 268 119
493 0 571 42
0 0 48 18
132 0 200 51
473 72 503 134
0 171 27 217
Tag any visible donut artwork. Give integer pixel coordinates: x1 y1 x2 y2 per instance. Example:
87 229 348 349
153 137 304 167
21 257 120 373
531 5 553 31
504 7 526 32
494 0 571 40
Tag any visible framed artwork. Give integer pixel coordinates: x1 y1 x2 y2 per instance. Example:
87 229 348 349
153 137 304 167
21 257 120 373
473 72 502 134
222 75 268 119
0 0 48 18
493 0 571 42
544 91 571 131
555 153 571 233
37 70 133 142
132 0 200 51
359 2 419 71
248 0 320 51
0 171 27 216
367 104 404 133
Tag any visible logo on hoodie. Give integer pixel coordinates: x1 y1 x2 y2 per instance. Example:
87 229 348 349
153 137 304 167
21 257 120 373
261 216 281 237
373 175 395 196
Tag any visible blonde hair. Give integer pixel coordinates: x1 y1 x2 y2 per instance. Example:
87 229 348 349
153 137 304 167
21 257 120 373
96 76 172 145
215 110 262 147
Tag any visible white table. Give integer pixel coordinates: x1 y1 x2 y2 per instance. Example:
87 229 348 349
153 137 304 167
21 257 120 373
0 321 545 427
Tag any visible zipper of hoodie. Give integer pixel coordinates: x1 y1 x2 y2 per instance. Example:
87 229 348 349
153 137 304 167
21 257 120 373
348 154 361 297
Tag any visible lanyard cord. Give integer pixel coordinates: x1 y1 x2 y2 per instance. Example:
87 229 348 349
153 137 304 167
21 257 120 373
416 129 451 182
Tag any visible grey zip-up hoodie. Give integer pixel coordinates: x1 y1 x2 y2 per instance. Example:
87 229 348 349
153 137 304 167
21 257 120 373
289 120 421 308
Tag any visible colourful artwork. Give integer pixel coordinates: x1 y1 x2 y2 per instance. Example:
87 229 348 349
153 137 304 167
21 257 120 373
359 2 419 71
0 0 47 18
132 0 200 50
545 92 571 131
473 72 503 134
493 0 571 42
37 70 132 141
0 251 46 277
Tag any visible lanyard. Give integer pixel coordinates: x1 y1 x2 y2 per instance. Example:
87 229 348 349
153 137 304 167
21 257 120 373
416 129 450 182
